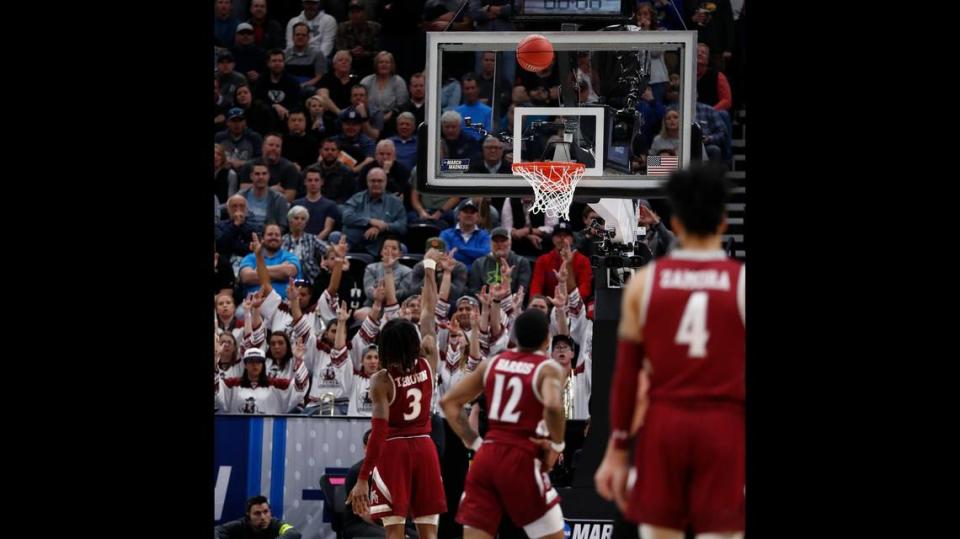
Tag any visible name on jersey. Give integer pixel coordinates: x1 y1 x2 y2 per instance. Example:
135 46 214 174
395 369 428 388
495 359 535 375
659 269 731 290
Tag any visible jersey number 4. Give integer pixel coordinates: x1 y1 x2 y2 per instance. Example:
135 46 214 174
675 291 710 358
488 374 523 423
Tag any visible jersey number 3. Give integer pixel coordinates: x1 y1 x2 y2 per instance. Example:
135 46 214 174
403 388 423 421
675 291 710 358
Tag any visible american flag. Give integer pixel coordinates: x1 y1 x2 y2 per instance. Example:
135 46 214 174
647 155 679 176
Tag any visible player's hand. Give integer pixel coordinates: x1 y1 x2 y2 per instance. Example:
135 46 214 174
346 478 370 515
529 437 561 472
594 451 631 512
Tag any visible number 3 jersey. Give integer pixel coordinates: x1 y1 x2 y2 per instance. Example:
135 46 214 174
643 250 745 403
483 350 562 456
386 357 435 437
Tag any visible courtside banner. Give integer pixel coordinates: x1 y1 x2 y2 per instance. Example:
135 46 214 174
214 415 369 539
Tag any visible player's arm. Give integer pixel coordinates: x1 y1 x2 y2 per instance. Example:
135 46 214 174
594 264 648 509
439 357 489 450
346 370 391 516
529 361 566 472
420 248 443 373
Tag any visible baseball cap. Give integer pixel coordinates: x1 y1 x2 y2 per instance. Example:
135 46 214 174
293 279 313 288
227 107 246 120
236 22 254 33
553 220 574 235
218 51 234 62
425 237 446 251
339 107 364 123
552 334 575 349
458 199 478 212
456 295 479 308
243 348 266 362
490 227 510 240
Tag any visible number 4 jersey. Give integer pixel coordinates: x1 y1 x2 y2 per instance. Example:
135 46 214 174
643 250 745 403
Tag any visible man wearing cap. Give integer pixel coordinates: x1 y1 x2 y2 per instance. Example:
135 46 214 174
247 0 286 51
362 234 414 306
215 108 265 170
254 49 302 121
334 106 376 173
467 226 531 296
530 219 593 300
214 0 240 49
239 133 302 202
336 0 381 79
409 237 469 307
439 199 492 267
468 135 512 174
285 0 338 58
232 22 268 83
342 167 408 256
216 52 247 108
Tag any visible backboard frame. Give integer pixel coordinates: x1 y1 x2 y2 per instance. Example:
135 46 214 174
419 30 697 200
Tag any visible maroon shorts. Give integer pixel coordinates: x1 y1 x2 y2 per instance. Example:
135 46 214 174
369 435 447 521
627 401 745 533
457 442 561 536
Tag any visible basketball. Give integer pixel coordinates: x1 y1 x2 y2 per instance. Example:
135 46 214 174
516 34 554 72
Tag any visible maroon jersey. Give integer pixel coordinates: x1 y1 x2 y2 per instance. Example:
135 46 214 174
482 350 561 455
642 250 745 403
385 357 434 438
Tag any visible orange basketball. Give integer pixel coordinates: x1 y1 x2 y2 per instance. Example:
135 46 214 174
516 34 554 72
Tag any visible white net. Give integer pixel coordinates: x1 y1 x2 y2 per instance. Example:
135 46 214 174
512 161 586 221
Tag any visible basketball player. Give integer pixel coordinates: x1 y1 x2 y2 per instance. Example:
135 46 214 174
346 248 447 539
594 164 746 539
440 308 568 539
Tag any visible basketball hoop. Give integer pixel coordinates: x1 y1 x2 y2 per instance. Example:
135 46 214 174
512 161 586 221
